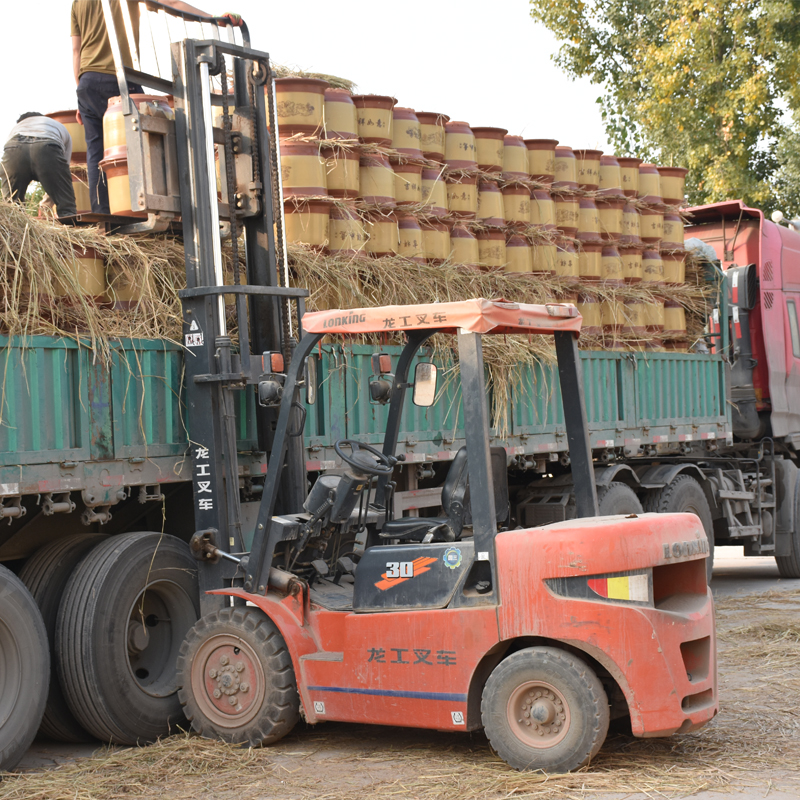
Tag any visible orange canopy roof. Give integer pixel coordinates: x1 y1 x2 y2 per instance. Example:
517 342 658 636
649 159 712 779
302 298 582 337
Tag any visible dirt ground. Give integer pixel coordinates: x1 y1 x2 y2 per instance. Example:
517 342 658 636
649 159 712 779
2 550 799 800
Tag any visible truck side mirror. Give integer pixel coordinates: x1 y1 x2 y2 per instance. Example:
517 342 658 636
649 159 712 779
412 362 437 407
305 355 317 406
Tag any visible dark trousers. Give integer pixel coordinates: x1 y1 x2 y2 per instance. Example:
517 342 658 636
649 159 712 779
1 137 77 218
76 72 143 214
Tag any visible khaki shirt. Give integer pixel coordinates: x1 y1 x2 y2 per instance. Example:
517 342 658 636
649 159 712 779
70 0 140 77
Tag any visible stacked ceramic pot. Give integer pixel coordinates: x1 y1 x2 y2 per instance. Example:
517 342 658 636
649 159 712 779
658 167 689 351
274 77 334 251
46 109 91 216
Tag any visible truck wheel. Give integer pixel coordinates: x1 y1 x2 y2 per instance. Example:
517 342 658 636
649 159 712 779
177 607 299 746
56 533 199 745
597 482 643 515
0 565 49 772
481 646 609 772
19 534 107 742
643 475 714 581
775 481 800 578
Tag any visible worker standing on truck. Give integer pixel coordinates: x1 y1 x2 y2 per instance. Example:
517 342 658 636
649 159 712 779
0 113 77 220
71 1 242 213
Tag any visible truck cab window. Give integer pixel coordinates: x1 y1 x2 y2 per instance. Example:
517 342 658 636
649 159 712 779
788 300 800 359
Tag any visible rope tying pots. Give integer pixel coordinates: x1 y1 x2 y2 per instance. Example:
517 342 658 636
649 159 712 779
472 127 507 173
323 88 358 140
524 139 558 183
417 112 449 162
353 95 397 145
274 77 328 135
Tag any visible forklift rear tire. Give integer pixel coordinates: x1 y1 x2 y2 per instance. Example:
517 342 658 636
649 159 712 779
177 607 300 746
643 475 714 581
19 534 108 742
596 482 643 515
481 646 609 773
0 565 49 772
56 533 200 745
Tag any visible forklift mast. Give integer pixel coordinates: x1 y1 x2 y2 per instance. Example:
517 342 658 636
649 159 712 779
100 1 308 610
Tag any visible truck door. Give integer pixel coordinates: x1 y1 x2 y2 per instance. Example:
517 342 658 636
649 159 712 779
774 225 800 436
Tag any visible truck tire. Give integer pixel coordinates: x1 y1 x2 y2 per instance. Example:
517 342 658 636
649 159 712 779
596 482 643 515
0 564 49 772
56 532 199 745
19 534 108 742
775 481 800 578
481 646 609 772
643 475 714 581
177 607 299 746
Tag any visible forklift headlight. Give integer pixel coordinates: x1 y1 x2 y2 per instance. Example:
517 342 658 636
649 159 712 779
546 568 653 606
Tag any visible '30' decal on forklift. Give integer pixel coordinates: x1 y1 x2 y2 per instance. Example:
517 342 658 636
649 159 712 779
374 556 439 591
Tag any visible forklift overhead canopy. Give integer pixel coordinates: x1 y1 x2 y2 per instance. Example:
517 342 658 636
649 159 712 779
301 298 583 336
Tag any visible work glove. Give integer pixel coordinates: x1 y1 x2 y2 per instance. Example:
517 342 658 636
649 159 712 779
217 12 242 26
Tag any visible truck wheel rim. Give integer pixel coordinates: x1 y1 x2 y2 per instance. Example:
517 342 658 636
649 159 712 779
191 634 266 728
506 680 571 748
126 580 197 699
0 619 22 730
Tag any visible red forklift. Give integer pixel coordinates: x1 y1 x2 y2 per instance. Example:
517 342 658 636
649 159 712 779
178 298 718 773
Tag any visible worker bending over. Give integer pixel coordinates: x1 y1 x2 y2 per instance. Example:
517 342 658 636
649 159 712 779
1 113 77 220
71 1 242 214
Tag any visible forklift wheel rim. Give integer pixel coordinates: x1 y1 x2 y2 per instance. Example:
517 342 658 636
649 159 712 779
191 633 266 728
506 680 571 748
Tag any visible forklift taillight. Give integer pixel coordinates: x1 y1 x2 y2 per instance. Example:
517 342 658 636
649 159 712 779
261 352 284 373
545 303 579 318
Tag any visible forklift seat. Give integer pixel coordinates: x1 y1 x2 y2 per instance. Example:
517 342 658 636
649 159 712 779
379 446 509 542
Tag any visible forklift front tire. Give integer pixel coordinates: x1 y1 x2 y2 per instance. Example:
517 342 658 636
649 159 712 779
177 607 300 746
481 646 609 773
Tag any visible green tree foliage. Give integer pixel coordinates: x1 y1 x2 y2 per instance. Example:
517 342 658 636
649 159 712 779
530 0 800 213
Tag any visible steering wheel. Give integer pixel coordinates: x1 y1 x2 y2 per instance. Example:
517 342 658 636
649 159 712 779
334 439 395 476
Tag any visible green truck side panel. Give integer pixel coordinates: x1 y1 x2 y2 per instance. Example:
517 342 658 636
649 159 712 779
0 336 731 475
